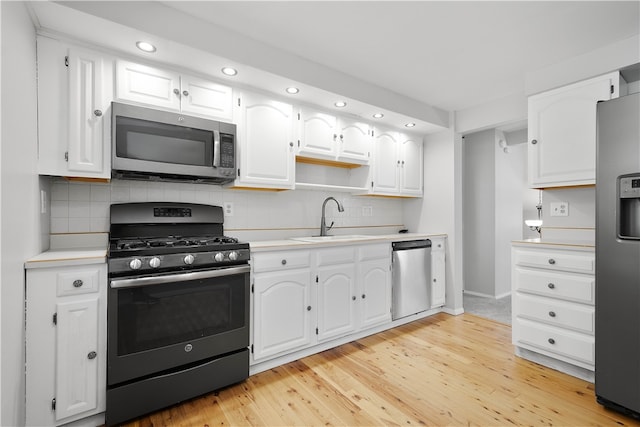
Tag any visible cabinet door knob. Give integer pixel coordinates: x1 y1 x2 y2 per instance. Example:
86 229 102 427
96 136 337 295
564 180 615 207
548 283 555 289
72 279 83 288
307 306 311 311
93 109 102 117
362 294 366 299
333 134 338 141
548 311 556 317
548 338 555 345
281 259 287 265
548 258 556 265
289 142 294 147
531 139 538 145
182 90 189 97
352 296 356 301
173 88 180 96
87 351 97 360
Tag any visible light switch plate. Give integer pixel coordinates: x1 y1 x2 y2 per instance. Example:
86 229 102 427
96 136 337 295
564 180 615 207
550 202 569 217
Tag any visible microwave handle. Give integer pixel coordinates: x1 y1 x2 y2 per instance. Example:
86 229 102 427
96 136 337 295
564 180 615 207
213 130 221 168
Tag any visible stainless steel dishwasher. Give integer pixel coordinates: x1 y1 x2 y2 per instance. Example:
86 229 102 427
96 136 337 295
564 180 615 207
392 239 432 320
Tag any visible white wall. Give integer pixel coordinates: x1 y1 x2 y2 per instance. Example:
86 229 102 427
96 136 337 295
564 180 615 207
462 130 495 297
1 2 41 425
494 132 527 297
462 128 528 299
49 179 405 240
404 121 464 314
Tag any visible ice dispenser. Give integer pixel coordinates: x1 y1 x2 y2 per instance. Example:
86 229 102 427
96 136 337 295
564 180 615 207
618 174 640 239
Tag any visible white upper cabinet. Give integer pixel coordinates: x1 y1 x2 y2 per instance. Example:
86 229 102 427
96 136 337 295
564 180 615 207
371 128 401 194
528 71 624 188
370 127 423 197
337 117 371 164
115 60 233 121
297 107 371 165
297 108 338 160
398 133 424 197
37 36 113 179
233 91 296 190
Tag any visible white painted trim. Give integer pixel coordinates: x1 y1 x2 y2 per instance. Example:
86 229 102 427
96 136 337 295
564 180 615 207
463 290 494 298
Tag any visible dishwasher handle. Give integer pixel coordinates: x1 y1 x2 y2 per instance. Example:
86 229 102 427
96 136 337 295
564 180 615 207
392 239 432 251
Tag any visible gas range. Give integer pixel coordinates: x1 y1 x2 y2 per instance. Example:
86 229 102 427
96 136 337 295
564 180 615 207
108 202 250 276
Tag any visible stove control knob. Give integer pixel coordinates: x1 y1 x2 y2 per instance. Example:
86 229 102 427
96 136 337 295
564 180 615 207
149 257 161 268
228 251 239 261
214 252 225 262
129 258 142 270
183 254 195 265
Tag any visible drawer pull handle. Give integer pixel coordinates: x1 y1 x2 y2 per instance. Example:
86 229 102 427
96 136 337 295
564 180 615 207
548 258 556 265
548 311 556 318
307 306 311 311
87 351 97 360
548 338 555 345
281 259 287 265
548 283 555 289
72 279 83 288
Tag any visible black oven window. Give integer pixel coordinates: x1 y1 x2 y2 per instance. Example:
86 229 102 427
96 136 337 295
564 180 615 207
116 275 245 356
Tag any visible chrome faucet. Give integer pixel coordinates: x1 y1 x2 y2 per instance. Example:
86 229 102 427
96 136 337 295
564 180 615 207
320 197 344 236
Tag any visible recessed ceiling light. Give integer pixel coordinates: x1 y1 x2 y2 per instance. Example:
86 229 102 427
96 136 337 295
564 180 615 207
286 87 299 94
221 67 238 76
136 41 156 53
405 123 416 128
373 113 384 119
334 101 347 108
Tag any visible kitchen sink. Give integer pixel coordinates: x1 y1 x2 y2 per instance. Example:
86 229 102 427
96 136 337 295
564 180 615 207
290 235 380 242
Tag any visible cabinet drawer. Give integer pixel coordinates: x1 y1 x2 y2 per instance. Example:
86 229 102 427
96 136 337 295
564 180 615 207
316 247 355 266
514 249 594 274
516 293 594 334
252 251 311 273
514 267 594 304
357 243 390 262
515 319 594 365
56 268 101 297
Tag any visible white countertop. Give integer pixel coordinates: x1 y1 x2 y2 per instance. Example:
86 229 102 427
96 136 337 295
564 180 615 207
249 232 447 251
25 233 108 269
512 238 595 249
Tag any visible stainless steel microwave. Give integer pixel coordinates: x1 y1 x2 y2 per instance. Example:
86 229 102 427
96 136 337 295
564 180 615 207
111 102 236 184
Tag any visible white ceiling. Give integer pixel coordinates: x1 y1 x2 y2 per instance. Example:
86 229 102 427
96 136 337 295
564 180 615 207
33 1 639 133
162 1 639 112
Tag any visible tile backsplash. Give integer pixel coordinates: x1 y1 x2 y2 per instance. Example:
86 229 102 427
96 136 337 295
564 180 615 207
50 178 404 240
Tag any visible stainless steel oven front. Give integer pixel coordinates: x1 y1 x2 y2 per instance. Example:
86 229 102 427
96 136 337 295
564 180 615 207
106 265 250 426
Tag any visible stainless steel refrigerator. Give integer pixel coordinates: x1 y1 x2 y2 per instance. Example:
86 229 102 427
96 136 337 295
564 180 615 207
595 91 640 419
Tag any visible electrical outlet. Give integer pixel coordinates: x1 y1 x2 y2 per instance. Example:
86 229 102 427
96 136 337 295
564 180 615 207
550 202 569 217
223 202 234 217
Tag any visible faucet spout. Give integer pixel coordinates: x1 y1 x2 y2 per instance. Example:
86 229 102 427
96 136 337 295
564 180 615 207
320 197 344 236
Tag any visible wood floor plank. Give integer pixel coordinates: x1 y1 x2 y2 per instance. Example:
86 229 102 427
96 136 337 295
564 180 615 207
122 313 640 427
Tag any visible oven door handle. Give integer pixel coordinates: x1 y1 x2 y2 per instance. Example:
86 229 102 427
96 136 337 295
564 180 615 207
109 265 250 289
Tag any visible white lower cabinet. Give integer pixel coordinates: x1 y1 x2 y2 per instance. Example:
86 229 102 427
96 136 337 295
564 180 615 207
26 263 107 426
430 237 446 308
316 247 358 342
251 243 391 364
511 243 595 375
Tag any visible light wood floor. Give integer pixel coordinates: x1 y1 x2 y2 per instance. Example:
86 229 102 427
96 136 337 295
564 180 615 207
124 313 640 426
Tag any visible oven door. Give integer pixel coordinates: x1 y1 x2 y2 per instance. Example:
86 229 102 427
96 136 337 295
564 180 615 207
107 265 250 386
